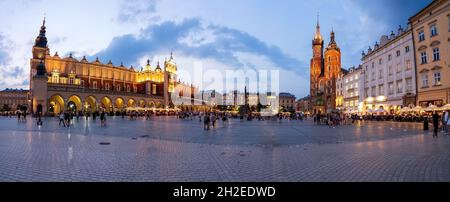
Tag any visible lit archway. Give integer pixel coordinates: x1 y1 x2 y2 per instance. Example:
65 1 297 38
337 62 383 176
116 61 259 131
148 101 155 108
101 96 113 112
127 99 136 107
84 96 97 112
139 100 146 108
49 94 65 114
67 95 82 112
115 97 125 110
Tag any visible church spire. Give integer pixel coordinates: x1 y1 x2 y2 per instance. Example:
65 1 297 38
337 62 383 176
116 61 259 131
314 13 322 40
35 15 48 48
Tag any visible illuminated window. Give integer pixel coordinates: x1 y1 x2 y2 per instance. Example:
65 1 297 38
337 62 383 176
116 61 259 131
69 77 74 85
434 71 441 86
52 75 59 83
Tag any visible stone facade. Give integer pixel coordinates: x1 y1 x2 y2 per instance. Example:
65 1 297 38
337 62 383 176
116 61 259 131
409 0 450 107
360 25 417 114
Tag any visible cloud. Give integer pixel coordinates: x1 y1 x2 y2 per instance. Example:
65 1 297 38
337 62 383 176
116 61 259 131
0 33 10 65
93 18 305 74
349 0 432 29
117 0 159 23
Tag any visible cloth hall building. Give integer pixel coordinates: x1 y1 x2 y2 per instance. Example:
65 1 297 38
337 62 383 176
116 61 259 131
29 18 197 115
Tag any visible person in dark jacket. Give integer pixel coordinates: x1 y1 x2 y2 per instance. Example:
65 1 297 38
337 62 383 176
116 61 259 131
432 111 440 138
423 115 429 130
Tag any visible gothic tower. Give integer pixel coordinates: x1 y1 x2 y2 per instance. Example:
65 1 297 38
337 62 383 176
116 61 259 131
324 29 341 111
30 17 50 114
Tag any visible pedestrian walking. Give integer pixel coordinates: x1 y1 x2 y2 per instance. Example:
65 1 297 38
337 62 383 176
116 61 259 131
204 114 211 131
444 110 449 135
423 115 429 130
59 112 66 127
432 111 439 138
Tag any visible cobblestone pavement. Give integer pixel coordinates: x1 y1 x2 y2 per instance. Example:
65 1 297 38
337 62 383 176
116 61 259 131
0 116 449 181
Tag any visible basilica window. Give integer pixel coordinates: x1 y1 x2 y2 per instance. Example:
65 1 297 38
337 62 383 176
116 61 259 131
105 83 110 90
69 77 74 85
127 85 131 92
117 85 121 91
93 81 98 89
133 86 137 93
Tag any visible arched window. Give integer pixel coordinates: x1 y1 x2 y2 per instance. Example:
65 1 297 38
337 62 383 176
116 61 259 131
93 81 97 89
105 83 110 90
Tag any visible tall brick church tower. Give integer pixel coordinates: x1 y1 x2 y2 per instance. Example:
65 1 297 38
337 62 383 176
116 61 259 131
310 17 341 114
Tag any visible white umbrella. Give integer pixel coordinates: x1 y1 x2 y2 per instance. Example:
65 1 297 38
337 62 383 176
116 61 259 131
399 107 411 113
425 105 438 111
411 106 424 113
439 104 450 111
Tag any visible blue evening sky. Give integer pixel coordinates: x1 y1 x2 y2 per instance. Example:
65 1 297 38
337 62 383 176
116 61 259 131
0 0 432 98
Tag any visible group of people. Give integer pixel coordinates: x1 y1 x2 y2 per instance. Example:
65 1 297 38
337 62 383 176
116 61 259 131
16 110 27 122
200 112 229 131
313 112 359 127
